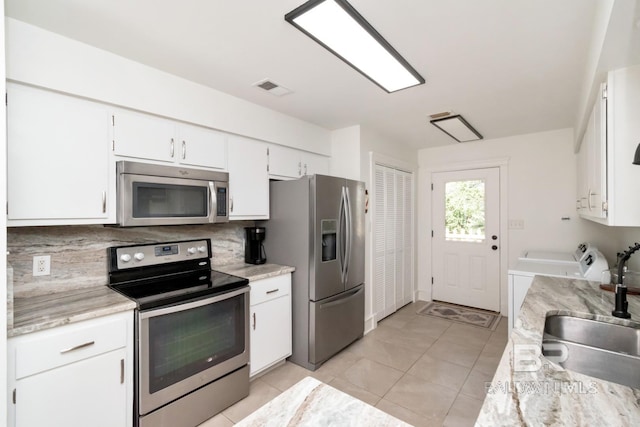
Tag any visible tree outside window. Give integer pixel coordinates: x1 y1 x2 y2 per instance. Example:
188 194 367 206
444 180 485 242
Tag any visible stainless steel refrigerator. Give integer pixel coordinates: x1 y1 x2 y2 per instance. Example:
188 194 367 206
261 174 365 371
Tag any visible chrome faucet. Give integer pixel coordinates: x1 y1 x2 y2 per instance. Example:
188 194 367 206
612 243 640 319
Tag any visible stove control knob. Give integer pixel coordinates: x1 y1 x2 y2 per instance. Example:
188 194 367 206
134 252 145 261
120 254 132 263
197 246 207 253
187 247 197 255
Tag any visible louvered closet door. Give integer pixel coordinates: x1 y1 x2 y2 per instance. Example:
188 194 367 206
373 164 415 322
402 172 414 306
373 167 386 321
395 173 405 307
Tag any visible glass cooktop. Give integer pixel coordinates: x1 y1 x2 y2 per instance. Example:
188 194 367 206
109 269 248 311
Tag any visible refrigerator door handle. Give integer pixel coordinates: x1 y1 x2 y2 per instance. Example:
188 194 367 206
344 185 352 283
339 186 347 284
317 285 363 309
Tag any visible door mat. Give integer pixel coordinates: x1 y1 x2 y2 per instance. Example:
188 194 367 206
417 301 501 331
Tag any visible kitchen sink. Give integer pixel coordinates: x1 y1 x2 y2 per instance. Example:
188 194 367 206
541 314 640 389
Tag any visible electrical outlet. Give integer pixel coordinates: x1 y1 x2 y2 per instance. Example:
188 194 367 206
33 255 51 276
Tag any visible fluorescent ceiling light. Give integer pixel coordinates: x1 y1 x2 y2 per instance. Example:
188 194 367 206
430 115 483 143
285 0 425 93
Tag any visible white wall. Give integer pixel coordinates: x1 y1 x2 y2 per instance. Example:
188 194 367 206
330 126 361 180
418 128 610 314
603 228 640 272
5 18 331 155
575 0 614 147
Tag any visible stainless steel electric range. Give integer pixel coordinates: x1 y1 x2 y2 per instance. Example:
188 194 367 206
108 239 250 427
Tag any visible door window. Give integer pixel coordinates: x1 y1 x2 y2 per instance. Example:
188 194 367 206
444 179 485 242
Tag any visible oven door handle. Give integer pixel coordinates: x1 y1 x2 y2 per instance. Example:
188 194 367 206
139 285 249 319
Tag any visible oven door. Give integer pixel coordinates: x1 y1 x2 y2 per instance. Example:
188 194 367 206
119 173 218 226
138 286 249 416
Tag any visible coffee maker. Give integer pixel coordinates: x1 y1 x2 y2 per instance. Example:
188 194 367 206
245 227 267 264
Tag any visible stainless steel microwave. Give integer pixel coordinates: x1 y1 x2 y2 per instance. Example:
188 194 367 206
116 161 229 227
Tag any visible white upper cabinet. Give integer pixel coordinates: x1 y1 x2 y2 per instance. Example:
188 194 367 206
111 110 175 163
176 123 227 170
268 144 329 179
7 83 113 226
303 151 331 176
578 65 640 226
112 109 227 170
577 84 607 220
227 135 269 220
268 144 301 179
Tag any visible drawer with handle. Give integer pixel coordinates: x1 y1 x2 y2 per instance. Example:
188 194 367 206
14 312 129 379
249 275 291 306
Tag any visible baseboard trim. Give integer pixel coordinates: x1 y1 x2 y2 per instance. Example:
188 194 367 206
364 315 376 335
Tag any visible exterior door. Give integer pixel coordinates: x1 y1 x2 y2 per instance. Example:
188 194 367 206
431 168 500 311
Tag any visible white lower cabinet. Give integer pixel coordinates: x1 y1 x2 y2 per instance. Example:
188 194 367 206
507 273 533 336
249 274 292 377
7 311 134 427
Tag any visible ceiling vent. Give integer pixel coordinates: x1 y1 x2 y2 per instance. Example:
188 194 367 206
253 79 292 96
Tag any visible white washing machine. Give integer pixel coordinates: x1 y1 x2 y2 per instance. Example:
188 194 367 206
519 242 597 265
508 248 608 335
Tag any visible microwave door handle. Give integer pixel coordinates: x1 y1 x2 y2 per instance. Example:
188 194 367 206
209 182 217 223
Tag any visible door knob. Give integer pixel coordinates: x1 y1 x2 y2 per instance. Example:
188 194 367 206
492 235 498 240
492 245 498 250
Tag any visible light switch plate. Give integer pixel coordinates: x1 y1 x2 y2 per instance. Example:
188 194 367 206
508 219 525 229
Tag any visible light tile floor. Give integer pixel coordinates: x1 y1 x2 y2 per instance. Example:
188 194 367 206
200 301 508 427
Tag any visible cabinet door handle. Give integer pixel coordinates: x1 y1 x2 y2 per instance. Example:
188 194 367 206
266 289 279 294
170 138 175 157
60 341 95 354
252 313 256 330
120 359 125 384
304 164 308 175
230 197 234 213
102 191 107 214
298 161 302 176
182 140 186 159
588 188 596 211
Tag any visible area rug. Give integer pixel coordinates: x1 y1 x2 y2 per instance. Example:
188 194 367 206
417 301 501 331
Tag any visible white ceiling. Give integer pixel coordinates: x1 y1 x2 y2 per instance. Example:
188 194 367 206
5 0 601 149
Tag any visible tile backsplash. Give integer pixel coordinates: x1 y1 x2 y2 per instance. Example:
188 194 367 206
8 222 252 298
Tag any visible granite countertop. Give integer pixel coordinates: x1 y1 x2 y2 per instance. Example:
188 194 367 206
8 262 293 338
214 262 295 282
477 275 640 426
9 286 136 337
235 377 410 427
